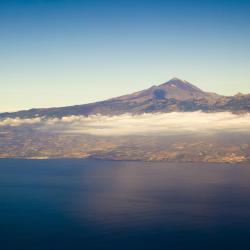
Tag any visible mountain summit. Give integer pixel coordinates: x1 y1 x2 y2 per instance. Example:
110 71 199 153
113 78 219 103
0 78 249 118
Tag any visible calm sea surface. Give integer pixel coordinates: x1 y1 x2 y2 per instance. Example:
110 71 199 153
0 159 250 250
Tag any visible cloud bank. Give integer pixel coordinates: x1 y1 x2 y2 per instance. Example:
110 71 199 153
1 112 250 136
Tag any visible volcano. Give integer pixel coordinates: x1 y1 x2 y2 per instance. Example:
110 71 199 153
1 78 250 118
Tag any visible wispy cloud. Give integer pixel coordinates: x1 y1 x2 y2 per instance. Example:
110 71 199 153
1 112 250 136
0 117 42 127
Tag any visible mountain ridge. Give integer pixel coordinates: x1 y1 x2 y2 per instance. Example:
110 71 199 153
1 78 250 118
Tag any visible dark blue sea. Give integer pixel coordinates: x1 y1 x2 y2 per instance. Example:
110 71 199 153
0 159 250 250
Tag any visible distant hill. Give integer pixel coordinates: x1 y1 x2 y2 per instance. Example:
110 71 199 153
1 78 250 118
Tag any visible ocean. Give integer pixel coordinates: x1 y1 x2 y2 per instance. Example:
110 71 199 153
0 159 250 250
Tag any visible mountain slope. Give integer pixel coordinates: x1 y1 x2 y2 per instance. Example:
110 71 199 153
1 78 249 118
113 78 220 103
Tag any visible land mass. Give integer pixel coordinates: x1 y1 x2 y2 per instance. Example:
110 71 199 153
1 78 250 163
0 128 249 163
1 78 250 118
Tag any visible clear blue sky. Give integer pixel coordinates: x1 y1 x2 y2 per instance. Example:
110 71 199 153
1 0 250 112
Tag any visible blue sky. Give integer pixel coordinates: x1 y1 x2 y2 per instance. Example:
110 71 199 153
1 0 250 111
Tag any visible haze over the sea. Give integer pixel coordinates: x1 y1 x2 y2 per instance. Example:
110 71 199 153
1 0 250 112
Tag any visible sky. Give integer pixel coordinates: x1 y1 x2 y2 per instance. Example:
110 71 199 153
0 0 250 112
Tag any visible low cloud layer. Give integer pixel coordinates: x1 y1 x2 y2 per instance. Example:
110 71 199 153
1 112 250 136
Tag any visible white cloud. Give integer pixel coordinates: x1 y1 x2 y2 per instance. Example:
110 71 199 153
1 112 250 136
0 117 42 127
